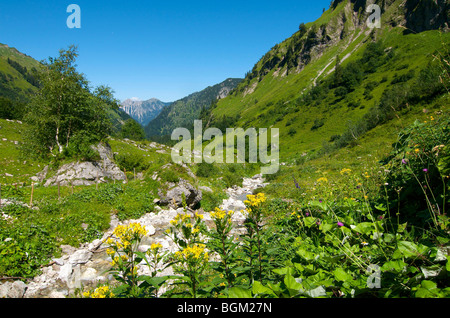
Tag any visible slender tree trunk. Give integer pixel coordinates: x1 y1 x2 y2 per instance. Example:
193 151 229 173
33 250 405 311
55 125 63 154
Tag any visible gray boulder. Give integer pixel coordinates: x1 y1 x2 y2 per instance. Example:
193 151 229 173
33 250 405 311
158 179 202 209
42 142 126 186
0 281 27 298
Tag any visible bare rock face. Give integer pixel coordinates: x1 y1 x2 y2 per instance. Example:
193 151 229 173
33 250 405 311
41 142 126 187
0 281 27 298
158 179 202 209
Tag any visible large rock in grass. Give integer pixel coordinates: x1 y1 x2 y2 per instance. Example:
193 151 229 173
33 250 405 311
158 179 202 209
42 142 126 186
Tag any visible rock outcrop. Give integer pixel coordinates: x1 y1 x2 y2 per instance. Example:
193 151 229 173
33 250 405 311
157 179 203 209
41 143 126 187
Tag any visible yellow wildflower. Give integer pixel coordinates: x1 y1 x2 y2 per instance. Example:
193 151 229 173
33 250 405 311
177 244 209 261
317 177 328 183
211 207 227 220
340 168 352 175
244 193 266 207
150 243 163 252
83 286 115 298
195 212 204 219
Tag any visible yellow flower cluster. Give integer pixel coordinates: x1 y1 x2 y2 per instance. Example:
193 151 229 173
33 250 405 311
170 213 191 226
316 177 328 183
110 254 129 267
210 207 234 220
244 193 266 207
83 285 114 298
105 223 147 251
195 212 204 220
114 223 147 240
340 168 352 175
175 244 209 262
150 242 163 252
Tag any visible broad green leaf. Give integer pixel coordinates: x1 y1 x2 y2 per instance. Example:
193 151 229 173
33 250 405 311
383 233 395 243
394 241 430 259
320 222 333 233
297 247 316 261
309 200 328 211
273 266 295 276
334 267 352 282
284 273 303 296
381 260 407 273
293 262 305 272
415 280 442 298
304 217 317 228
352 222 374 235
228 287 252 298
397 223 407 233
252 281 276 297
266 282 282 295
137 275 172 287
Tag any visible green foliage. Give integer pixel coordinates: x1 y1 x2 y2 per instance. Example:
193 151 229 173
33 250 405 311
380 112 450 229
22 45 111 159
115 153 149 173
0 97 26 120
159 169 180 183
121 119 145 141
62 132 102 161
195 162 217 178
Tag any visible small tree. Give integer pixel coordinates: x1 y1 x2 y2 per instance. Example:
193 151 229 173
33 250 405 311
24 45 110 158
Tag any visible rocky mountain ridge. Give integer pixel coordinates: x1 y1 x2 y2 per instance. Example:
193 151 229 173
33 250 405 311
120 98 172 127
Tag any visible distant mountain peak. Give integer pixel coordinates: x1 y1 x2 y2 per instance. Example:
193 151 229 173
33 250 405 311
120 98 171 127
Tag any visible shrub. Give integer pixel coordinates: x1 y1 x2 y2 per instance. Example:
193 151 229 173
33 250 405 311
159 169 180 183
115 153 149 173
196 162 217 178
62 132 101 161
380 112 449 229
311 118 325 131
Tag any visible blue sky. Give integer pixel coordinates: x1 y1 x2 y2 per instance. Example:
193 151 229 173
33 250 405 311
0 0 331 102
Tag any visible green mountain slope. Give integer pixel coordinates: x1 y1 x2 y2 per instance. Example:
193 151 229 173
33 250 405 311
145 78 242 139
0 43 42 119
204 0 449 162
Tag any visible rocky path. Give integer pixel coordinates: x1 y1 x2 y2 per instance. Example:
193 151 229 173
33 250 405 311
0 174 267 298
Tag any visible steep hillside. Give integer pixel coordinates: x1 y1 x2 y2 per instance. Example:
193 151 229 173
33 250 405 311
145 78 242 139
120 98 172 127
0 43 41 119
204 0 449 162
